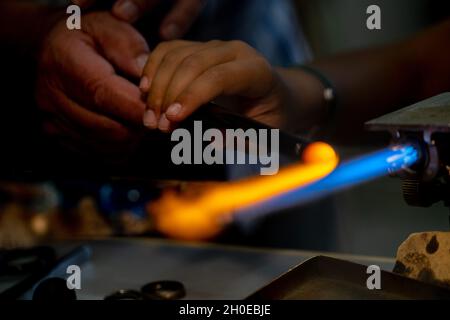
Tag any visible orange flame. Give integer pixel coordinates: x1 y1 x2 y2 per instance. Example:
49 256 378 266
150 142 339 241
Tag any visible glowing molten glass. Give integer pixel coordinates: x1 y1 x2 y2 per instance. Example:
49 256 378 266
150 142 339 241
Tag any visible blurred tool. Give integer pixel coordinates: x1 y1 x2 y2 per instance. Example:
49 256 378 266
32 277 77 301
0 245 91 300
104 280 186 301
0 246 56 277
141 281 186 300
104 289 147 301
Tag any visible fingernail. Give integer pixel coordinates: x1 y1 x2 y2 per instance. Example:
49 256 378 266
166 103 183 118
162 24 181 40
136 54 149 74
139 76 150 92
116 0 139 22
158 114 171 132
143 110 157 129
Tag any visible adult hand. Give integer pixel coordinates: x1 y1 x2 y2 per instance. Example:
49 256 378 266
36 12 149 155
72 0 206 40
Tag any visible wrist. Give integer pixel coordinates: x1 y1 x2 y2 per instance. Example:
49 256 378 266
276 67 331 132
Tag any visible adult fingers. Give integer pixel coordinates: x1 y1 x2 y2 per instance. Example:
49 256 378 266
37 78 136 143
112 0 160 23
160 0 206 40
84 12 150 78
53 29 146 125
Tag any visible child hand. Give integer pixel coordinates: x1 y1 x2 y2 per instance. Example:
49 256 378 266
140 40 285 132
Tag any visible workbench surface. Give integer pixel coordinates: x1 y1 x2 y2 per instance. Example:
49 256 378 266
54 239 395 300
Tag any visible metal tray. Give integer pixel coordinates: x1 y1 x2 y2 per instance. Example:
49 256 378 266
365 92 450 133
247 256 450 300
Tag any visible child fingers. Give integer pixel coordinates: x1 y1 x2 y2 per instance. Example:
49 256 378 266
140 40 193 92
146 43 206 119
162 42 237 111
165 61 245 122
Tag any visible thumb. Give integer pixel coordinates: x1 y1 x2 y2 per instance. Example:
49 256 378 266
85 13 150 78
160 0 206 40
